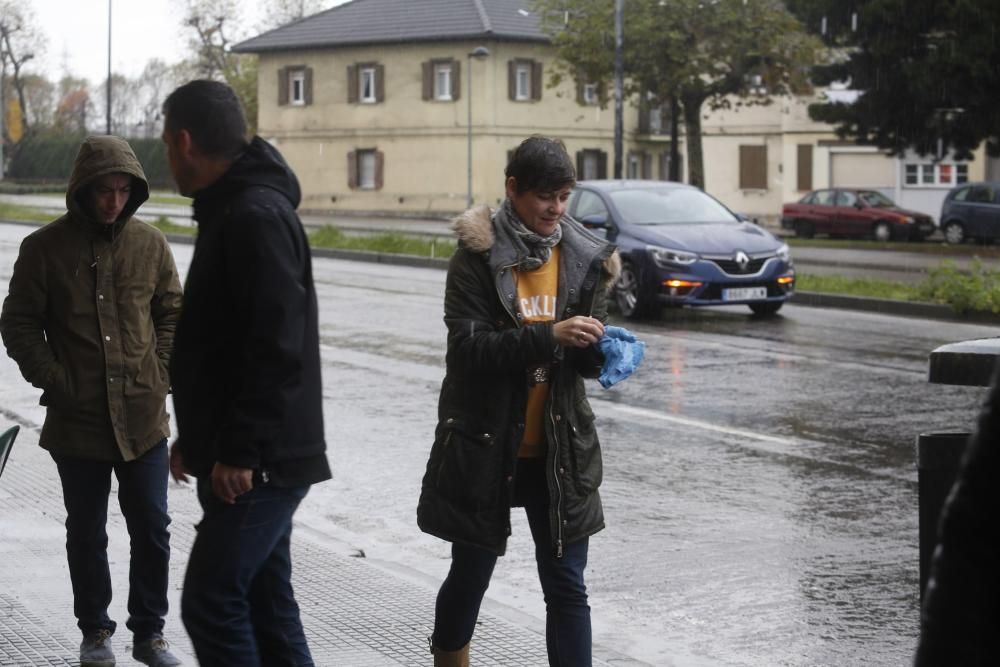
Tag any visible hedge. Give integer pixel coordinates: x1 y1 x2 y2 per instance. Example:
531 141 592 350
7 136 174 189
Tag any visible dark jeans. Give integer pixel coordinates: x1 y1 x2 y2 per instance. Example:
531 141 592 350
433 459 592 666
52 439 171 640
181 479 313 667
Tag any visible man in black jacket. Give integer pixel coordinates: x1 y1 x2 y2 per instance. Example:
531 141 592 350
162 80 330 666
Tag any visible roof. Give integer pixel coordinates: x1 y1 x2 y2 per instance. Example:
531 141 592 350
233 0 550 53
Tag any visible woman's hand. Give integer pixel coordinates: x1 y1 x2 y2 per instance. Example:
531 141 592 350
553 316 605 348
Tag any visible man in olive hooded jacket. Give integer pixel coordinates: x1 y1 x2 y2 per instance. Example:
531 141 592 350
0 136 183 667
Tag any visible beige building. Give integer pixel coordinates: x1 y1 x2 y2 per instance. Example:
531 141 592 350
235 0 982 222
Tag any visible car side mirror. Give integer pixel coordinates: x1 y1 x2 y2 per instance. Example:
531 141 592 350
736 213 759 225
855 201 864 209
580 213 609 228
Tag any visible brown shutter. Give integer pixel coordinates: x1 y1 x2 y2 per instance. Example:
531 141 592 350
797 144 813 191
508 60 516 100
576 151 584 179
739 145 767 189
598 151 608 179
347 65 358 103
278 67 289 106
531 60 543 100
375 64 385 102
304 67 313 105
451 60 461 101
375 150 385 190
347 151 357 189
576 76 584 105
643 152 653 179
422 61 432 100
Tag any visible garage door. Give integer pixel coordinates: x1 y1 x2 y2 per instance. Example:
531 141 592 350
831 152 894 189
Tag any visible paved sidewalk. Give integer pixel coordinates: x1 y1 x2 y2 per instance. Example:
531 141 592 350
0 426 641 666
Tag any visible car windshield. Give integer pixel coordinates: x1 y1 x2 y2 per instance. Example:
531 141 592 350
608 188 738 225
859 191 896 207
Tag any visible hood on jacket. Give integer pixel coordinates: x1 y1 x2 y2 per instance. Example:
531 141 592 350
194 136 302 210
66 135 150 224
451 204 621 282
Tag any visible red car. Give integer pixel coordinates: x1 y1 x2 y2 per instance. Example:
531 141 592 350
781 189 937 242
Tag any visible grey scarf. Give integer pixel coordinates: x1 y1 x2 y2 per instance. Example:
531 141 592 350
493 198 563 271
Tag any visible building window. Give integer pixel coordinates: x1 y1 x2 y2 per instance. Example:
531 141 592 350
422 60 460 102
435 63 453 100
659 150 683 182
278 66 312 107
904 162 969 187
349 63 384 104
739 145 768 190
348 149 384 190
360 67 377 103
582 83 598 105
508 59 542 102
576 149 607 180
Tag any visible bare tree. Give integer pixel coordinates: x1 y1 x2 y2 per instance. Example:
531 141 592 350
259 0 336 31
1 0 46 141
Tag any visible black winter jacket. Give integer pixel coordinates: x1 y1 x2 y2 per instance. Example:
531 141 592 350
417 205 619 556
171 137 330 487
915 364 1000 665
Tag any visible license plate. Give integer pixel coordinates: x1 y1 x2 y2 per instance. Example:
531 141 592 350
723 286 767 301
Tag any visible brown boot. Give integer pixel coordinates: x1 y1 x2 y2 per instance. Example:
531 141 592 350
431 641 470 667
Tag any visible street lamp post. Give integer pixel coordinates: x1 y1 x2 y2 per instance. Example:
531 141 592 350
467 46 490 208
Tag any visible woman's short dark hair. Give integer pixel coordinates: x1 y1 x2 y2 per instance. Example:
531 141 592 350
162 80 248 159
505 136 576 194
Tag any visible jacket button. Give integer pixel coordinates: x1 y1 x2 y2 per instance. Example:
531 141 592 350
507 293 514 299
446 418 455 424
105 336 111 341
482 433 491 439
569 288 576 294
98 294 104 300
559 467 565 475
576 262 582 268
506 475 513 482
562 519 568 525
109 378 114 383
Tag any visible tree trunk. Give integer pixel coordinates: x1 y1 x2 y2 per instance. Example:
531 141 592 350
669 94 681 181
681 90 705 189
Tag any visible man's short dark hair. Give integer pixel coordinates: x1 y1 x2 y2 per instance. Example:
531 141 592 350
162 80 248 159
505 136 576 194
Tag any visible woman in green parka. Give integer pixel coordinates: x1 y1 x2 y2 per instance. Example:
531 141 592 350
418 136 619 667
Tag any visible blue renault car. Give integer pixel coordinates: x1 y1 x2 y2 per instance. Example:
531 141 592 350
568 180 795 318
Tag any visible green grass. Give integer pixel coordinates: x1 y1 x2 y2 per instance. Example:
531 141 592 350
146 193 192 206
795 273 929 302
147 216 197 236
786 236 1000 258
0 201 53 223
308 225 455 258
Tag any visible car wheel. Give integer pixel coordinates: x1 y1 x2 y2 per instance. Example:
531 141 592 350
749 302 783 316
614 261 652 319
873 221 893 243
943 221 966 245
794 220 814 239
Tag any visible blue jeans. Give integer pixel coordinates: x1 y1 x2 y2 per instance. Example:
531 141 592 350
181 479 313 667
433 459 592 666
52 439 171 640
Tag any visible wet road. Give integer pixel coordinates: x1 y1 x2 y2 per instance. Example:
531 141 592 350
0 221 993 666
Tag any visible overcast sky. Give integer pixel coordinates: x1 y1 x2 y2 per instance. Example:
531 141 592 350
28 0 347 85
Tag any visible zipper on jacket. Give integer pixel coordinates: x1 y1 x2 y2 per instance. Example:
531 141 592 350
548 400 565 559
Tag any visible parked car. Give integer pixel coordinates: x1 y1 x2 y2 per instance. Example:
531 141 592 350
568 180 794 318
781 188 936 242
939 182 1000 244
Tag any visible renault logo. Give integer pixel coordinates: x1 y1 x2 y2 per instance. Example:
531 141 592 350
734 251 750 271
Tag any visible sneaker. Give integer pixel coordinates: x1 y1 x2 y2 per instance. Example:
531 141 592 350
80 628 115 667
132 634 181 667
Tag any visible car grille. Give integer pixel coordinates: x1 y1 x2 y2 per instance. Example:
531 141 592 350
707 256 770 275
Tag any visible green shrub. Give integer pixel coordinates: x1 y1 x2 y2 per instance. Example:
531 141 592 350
308 226 455 258
917 259 1000 313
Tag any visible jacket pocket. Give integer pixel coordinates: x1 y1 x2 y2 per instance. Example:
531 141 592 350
567 397 602 495
430 416 500 510
40 363 75 409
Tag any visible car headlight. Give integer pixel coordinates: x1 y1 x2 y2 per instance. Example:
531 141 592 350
902 216 915 224
776 243 791 262
648 245 698 268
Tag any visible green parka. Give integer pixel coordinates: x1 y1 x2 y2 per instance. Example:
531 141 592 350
417 205 619 557
0 136 183 461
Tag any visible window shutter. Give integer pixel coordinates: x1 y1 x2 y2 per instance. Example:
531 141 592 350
797 144 813 191
643 153 653 179
347 151 357 189
531 61 543 100
278 67 289 106
576 151 584 179
375 151 385 190
598 151 608 179
576 76 584 105
451 60 461 101
304 67 313 105
638 105 650 134
347 65 358 103
739 145 767 189
375 64 385 102
422 61 432 100
508 60 516 100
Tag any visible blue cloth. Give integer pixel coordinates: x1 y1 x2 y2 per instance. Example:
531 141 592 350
597 326 647 389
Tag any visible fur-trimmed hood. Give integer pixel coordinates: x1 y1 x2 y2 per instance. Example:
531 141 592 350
450 204 621 283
